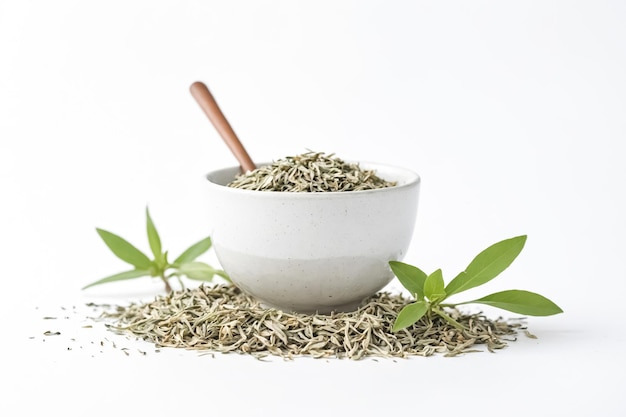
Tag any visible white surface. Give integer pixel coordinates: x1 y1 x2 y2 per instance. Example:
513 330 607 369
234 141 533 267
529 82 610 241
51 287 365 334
1 1 624 416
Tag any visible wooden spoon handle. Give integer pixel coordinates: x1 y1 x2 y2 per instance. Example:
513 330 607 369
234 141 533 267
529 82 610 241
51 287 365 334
190 81 256 172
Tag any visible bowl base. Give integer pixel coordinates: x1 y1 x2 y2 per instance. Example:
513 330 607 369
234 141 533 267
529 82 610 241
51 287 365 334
260 299 366 315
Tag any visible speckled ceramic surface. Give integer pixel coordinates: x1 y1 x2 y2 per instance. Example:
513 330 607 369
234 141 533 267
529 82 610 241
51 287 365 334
205 162 420 314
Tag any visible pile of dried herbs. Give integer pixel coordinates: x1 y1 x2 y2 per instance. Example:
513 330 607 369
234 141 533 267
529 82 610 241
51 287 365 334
97 284 528 360
227 151 397 192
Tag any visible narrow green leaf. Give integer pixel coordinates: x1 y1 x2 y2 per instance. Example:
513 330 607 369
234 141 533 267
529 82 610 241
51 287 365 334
424 269 446 303
177 262 217 281
146 207 162 261
389 261 427 300
214 269 231 283
82 269 151 290
392 301 429 332
463 290 563 316
432 307 465 330
445 235 527 297
173 236 212 266
96 228 153 269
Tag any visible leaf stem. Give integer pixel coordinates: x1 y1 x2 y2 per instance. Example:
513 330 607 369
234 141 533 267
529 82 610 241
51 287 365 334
159 271 172 293
432 306 466 331
175 274 185 290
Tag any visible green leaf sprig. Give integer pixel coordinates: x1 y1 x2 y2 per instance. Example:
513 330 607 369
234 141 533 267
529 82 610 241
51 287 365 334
390 235 563 332
82 207 229 293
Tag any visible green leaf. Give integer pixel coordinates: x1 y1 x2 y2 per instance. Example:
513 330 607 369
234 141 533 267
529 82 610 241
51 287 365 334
146 207 162 262
214 269 232 283
177 262 218 281
424 269 446 303
445 235 527 297
463 290 563 316
432 307 465 330
392 301 429 332
82 269 151 290
389 261 427 300
173 236 213 266
96 228 153 269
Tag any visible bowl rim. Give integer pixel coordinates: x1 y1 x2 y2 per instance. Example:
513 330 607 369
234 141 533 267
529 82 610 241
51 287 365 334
205 160 420 197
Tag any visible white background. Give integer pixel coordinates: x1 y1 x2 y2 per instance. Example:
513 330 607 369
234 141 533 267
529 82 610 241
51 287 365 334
1 1 625 416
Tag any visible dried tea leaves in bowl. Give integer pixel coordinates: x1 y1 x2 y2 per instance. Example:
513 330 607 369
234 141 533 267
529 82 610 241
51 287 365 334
227 151 397 192
97 284 526 360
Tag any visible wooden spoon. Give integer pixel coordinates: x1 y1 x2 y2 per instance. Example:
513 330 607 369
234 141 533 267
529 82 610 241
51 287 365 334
190 81 256 173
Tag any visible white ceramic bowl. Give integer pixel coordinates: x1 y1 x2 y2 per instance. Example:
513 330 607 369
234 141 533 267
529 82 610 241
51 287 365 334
205 161 420 314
